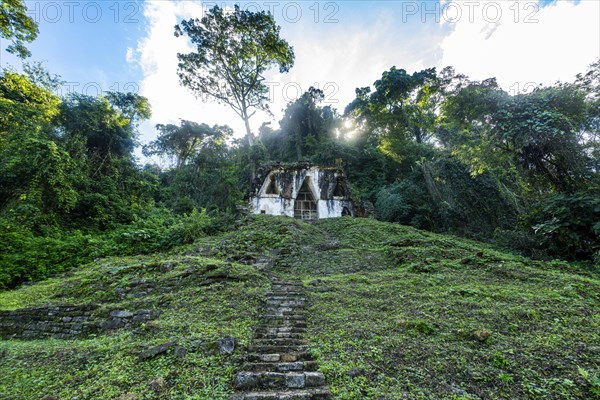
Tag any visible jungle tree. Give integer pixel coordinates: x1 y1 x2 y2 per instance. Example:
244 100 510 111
175 5 294 145
0 0 38 58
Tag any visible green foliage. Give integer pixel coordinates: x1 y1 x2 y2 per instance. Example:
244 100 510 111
56 91 155 229
578 367 600 398
440 80 594 194
375 156 515 235
0 208 224 288
276 87 340 160
344 62 600 261
143 119 242 214
0 70 78 226
345 66 441 144
89 208 222 258
144 120 233 168
529 193 600 260
376 179 433 228
163 208 223 248
60 92 149 163
0 219 89 289
213 214 326 259
0 0 38 58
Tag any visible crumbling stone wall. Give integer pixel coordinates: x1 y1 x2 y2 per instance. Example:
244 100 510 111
249 163 354 219
0 304 157 340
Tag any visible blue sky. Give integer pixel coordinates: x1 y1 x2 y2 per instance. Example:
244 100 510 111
1 1 599 158
0 1 144 95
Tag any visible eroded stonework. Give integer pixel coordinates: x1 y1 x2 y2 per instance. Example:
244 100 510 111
249 164 354 220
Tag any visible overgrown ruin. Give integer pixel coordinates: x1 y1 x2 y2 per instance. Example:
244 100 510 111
249 163 354 220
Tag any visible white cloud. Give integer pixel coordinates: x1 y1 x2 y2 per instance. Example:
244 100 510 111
271 16 416 114
439 0 600 93
125 47 135 64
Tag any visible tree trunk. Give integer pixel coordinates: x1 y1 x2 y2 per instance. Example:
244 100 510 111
241 102 254 146
244 116 254 146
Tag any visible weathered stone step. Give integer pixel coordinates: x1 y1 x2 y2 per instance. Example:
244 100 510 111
247 352 313 363
271 284 303 288
266 303 304 308
266 298 305 303
261 321 307 329
267 289 304 297
273 282 302 285
252 338 307 346
266 302 306 308
248 345 309 353
255 332 304 339
268 297 307 302
269 286 304 290
231 278 328 400
265 306 304 314
231 388 331 400
255 327 306 334
242 361 319 372
268 293 304 296
264 310 305 317
267 293 306 301
261 314 305 320
235 371 326 390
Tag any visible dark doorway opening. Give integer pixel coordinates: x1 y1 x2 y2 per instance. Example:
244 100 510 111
294 178 318 220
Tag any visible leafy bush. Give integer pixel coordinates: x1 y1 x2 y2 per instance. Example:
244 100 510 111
163 208 222 247
491 228 543 259
0 219 91 289
0 208 224 289
529 193 600 261
375 180 434 229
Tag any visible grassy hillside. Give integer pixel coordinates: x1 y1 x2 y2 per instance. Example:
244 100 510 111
0 255 269 399
1 215 599 399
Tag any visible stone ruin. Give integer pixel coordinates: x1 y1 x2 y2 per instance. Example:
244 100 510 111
248 163 354 220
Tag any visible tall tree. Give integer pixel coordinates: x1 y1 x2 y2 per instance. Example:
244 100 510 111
278 87 338 160
59 92 152 228
0 70 75 223
175 5 294 145
144 119 238 212
60 92 150 172
345 67 440 145
143 120 232 168
0 0 38 58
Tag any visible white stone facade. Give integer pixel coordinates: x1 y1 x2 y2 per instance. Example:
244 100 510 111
249 166 353 220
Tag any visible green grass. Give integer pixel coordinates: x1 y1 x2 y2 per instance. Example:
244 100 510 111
1 215 599 399
285 218 599 400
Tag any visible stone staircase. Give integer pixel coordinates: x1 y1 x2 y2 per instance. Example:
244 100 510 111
231 277 330 400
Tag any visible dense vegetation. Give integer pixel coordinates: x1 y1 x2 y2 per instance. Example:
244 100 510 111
1 215 598 399
1 2 598 398
1 3 598 288
2 58 599 287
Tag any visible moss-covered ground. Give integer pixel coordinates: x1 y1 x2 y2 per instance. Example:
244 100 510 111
1 215 599 399
0 255 268 399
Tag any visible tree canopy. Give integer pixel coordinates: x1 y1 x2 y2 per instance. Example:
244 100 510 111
143 120 232 168
175 5 295 145
0 0 38 58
